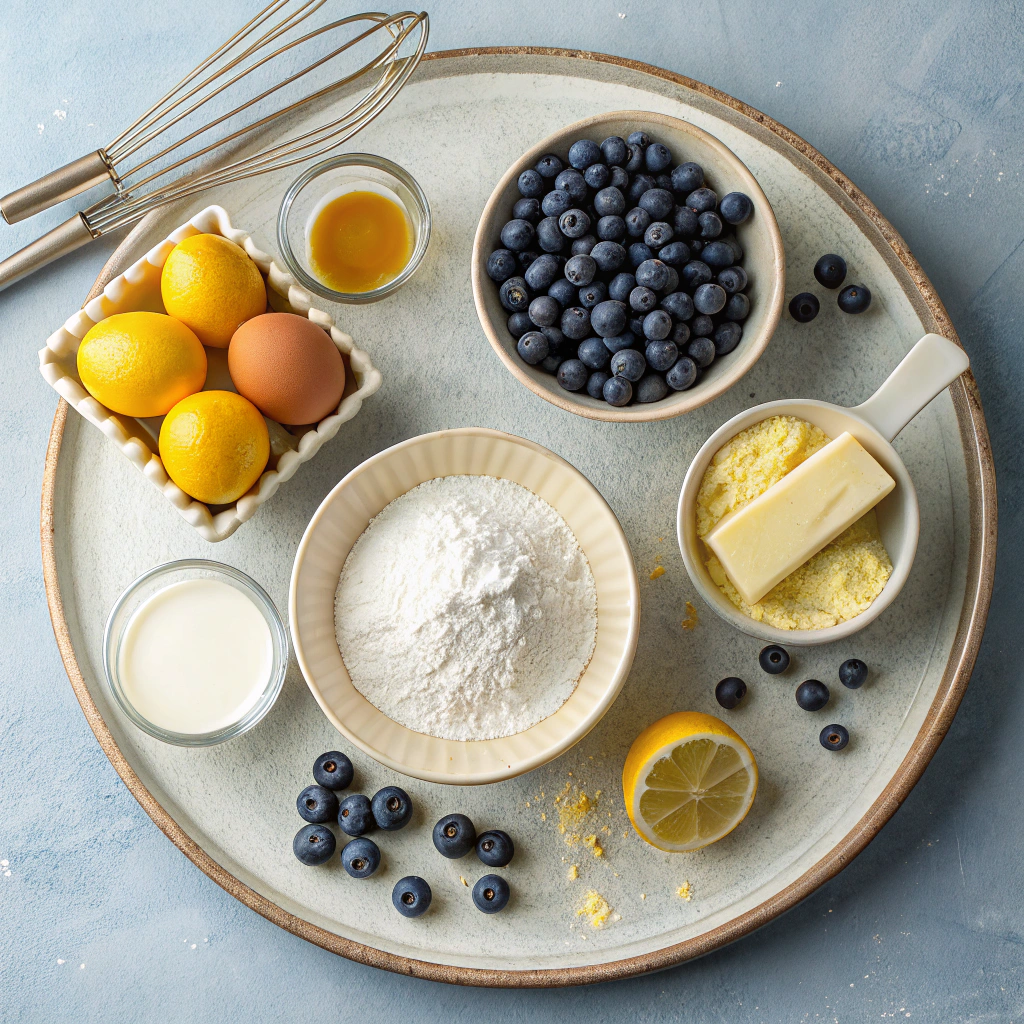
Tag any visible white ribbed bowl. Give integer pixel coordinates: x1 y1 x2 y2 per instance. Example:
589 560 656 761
289 428 640 784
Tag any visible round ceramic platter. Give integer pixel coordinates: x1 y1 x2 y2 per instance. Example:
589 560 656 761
42 50 995 986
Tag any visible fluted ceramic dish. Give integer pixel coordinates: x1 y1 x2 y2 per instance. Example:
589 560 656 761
289 427 641 784
472 109 786 422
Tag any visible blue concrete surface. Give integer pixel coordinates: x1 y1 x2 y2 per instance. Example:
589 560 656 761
1 2 1022 1020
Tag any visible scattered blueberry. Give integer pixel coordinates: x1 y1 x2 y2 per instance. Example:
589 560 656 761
839 659 868 689
795 680 830 712
586 370 611 399
472 874 511 914
820 724 850 751
666 356 698 390
789 292 819 323
297 785 339 824
476 830 515 867
719 191 753 225
535 154 563 179
610 348 646 381
813 253 847 289
713 321 742 355
313 751 354 791
715 676 747 710
694 282 727 315
838 284 871 313
486 249 518 283
293 824 335 866
433 813 477 858
557 359 588 391
759 645 790 674
568 138 603 170
342 837 381 878
687 335 715 368
371 786 413 831
393 876 432 918
337 793 374 836
636 373 669 403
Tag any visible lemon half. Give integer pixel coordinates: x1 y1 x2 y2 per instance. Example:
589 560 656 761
623 711 758 852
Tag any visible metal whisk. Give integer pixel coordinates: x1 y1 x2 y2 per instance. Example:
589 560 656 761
0 3 428 291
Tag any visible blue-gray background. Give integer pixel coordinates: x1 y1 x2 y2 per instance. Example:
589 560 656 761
2 2 1021 1020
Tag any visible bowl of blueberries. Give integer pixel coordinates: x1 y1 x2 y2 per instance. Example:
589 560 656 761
472 110 785 420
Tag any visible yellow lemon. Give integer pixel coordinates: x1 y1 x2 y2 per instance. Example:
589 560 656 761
77 311 207 418
622 711 758 852
160 233 266 348
159 391 270 505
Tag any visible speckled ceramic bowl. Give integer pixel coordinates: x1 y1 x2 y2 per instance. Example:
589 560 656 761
471 110 785 422
289 427 641 784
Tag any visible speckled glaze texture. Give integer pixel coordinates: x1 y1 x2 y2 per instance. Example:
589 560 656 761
41 53 992 984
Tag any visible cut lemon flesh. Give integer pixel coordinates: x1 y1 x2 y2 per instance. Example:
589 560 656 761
623 712 757 852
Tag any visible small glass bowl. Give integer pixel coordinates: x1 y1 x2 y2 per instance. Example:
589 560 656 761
277 153 431 304
102 560 289 747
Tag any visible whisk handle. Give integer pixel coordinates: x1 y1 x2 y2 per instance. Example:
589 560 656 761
0 214 97 292
1 151 114 224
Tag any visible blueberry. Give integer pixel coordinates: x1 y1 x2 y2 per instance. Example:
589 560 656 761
578 280 608 308
688 237 704 255
536 217 565 253
592 186 624 217
293 824 335 866
499 276 530 313
655 173 673 191
578 336 611 370
487 249 519 283
627 173 657 203
591 240 627 273
658 241 691 266
564 253 597 286
506 311 533 338
698 210 723 239
671 320 691 346
473 874 510 914
638 188 674 220
602 374 633 406
660 266 679 295
628 242 654 268
795 680 830 712
715 676 747 710
528 294 560 327
629 286 658 313
645 338 678 371
644 221 673 249
814 253 847 289
596 215 626 242
672 205 700 238
433 813 476 858
602 331 636 354
636 373 669 403
687 335 715 367
568 138 603 170
555 168 587 202
694 282 727 315
610 347 646 382
342 836 381 878
313 751 354 791
393 876 432 918
626 130 650 147
476 830 515 867
535 154 563 179
570 235 597 256
759 645 790 674
517 168 545 199
524 253 561 291
717 266 748 294
559 209 591 239
516 250 539 271
660 290 694 321
624 143 645 173
666 356 698 390
628 316 646 338
644 142 673 173
789 292 819 323
839 658 868 689
557 359 588 391
370 786 412 831
561 306 591 340
610 165 630 189
643 309 673 341
584 163 610 189
540 354 563 374
513 197 542 224
680 260 713 290
719 191 753 225
297 785 338 824
541 189 573 218
608 272 636 302
701 241 734 268
540 325 566 355
548 278 577 307
686 187 718 213
624 207 651 238
338 793 374 836
723 235 744 262
590 299 628 338
671 161 704 194
586 370 612 398
601 135 628 166
500 219 534 252
725 293 750 320
635 259 670 291
838 284 871 313
692 315 714 337
820 724 850 751
714 321 743 355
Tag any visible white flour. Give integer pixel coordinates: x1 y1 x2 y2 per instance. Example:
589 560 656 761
334 475 597 741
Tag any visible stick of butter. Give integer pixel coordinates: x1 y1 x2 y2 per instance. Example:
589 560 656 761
704 432 895 606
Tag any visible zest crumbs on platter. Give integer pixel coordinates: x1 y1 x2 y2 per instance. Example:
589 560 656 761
677 881 693 901
649 565 665 580
567 864 579 881
577 890 618 929
681 601 698 630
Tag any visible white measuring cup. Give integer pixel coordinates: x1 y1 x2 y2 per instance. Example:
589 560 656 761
677 333 971 646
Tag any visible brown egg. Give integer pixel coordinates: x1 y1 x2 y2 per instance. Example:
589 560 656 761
228 312 345 425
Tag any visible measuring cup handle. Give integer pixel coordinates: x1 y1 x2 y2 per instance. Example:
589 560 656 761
852 333 970 442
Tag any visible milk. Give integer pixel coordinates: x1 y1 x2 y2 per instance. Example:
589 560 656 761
118 578 273 735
